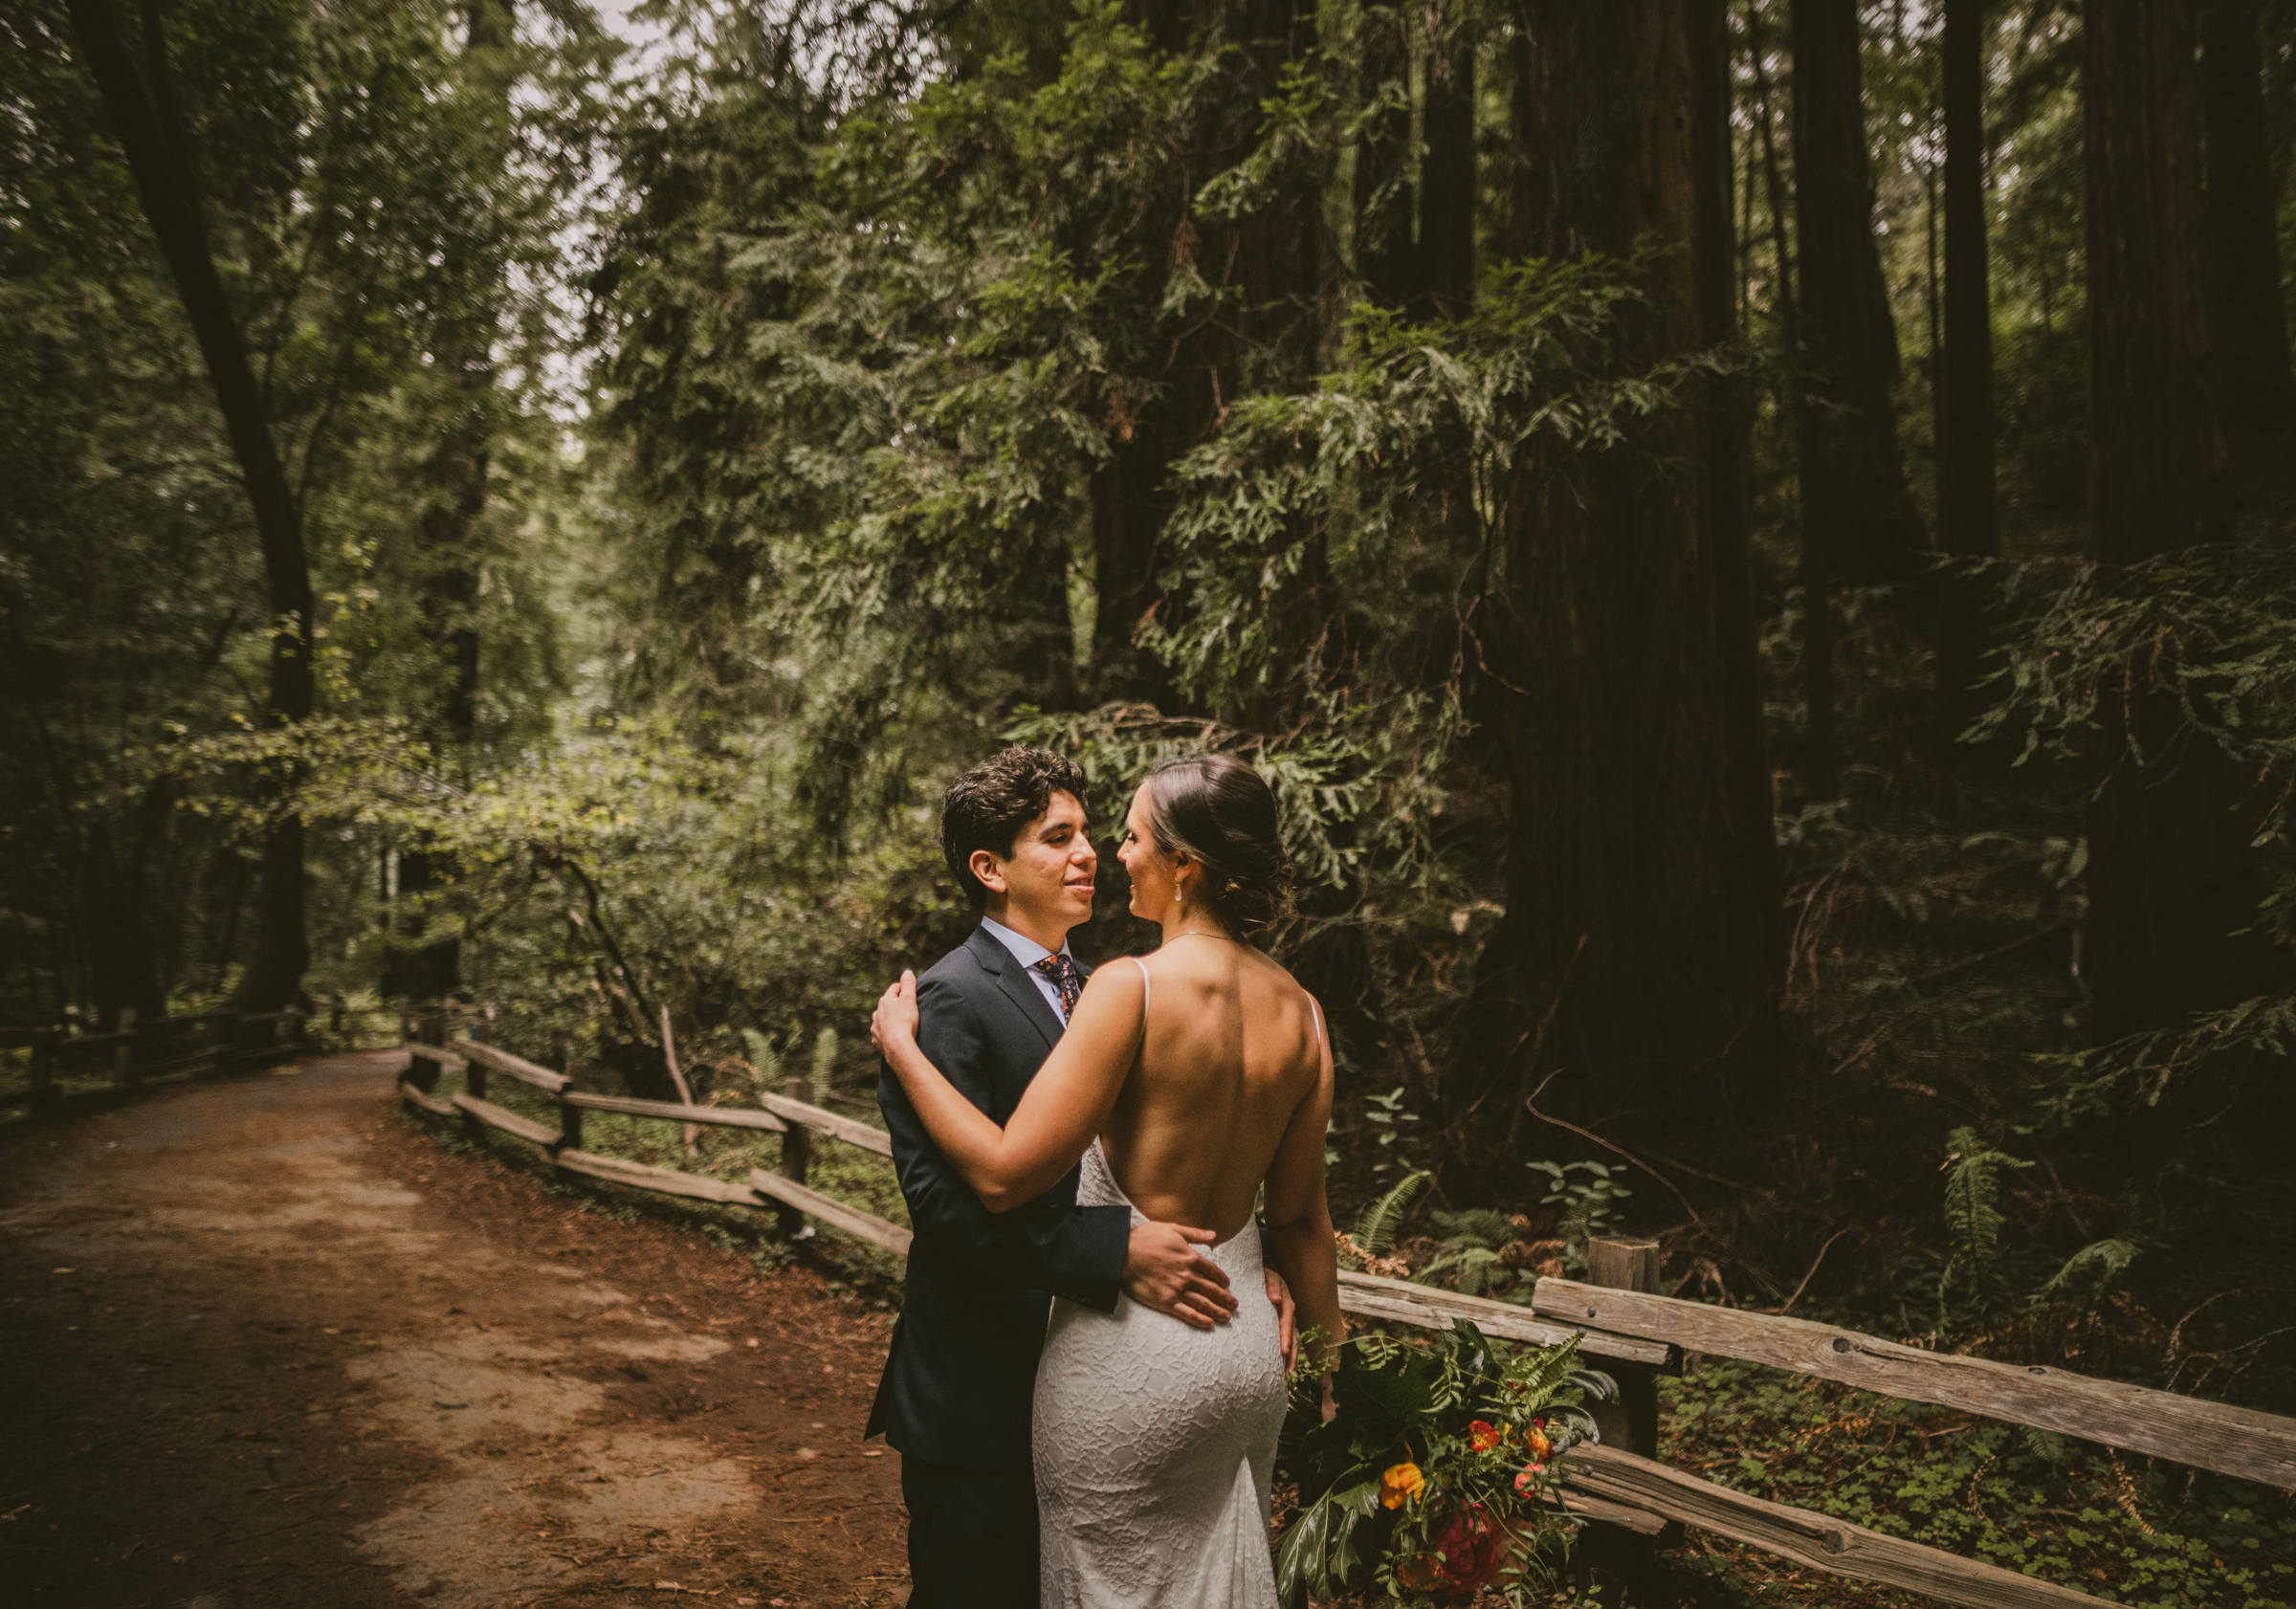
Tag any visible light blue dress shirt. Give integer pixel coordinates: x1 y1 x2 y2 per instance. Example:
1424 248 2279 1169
979 915 1077 1022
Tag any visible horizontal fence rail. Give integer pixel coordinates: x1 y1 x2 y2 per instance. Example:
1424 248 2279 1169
394 1026 2296 1609
3 1008 308 1116
1559 1445 2100 1609
1532 1278 2296 1492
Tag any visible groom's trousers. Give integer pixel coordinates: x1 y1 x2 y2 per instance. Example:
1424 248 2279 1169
899 1455 1037 1609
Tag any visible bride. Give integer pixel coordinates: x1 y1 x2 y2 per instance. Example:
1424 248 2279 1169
872 752 1344 1607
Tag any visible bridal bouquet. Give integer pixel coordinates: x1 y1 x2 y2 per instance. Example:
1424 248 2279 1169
1274 1320 1613 1605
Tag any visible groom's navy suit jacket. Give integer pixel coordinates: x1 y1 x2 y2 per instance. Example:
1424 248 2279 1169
865 923 1132 1472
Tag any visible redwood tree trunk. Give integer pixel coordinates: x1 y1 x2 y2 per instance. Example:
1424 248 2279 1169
384 0 514 1003
1499 0 1780 1139
2199 0 2296 470
1790 0 1927 589
1692 0 1784 1104
1420 14 1475 317
1934 0 1999 742
1094 0 1318 705
70 0 313 1011
1354 3 1419 305
2083 0 2262 1042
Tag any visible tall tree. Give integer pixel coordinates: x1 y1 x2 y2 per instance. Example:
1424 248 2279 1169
2083 0 2263 1039
1353 2 1419 306
68 0 314 1011
1420 9 1476 316
1789 0 1927 590
1933 0 1998 742
1093 0 1319 702
2199 0 2296 470
383 0 515 1004
1500 0 1781 1137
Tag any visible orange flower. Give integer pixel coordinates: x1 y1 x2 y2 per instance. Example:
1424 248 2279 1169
1469 1420 1503 1453
1524 1423 1553 1463
1380 1459 1425 1510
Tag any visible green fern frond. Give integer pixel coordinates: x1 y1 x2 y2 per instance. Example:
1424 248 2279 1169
1352 1169 1429 1255
1429 1207 1517 1247
1417 1245 1501 1295
1937 1125 2034 1330
2031 1237 2141 1309
740 1030 783 1091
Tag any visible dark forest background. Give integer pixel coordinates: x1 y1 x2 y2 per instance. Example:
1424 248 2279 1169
9 0 2296 1597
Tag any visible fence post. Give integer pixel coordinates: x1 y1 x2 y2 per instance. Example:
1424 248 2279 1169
31 1032 57 1118
777 1073 814 1238
404 1006 440 1096
447 1011 484 1142
113 1007 140 1090
1577 1235 1671 1600
557 1077 583 1155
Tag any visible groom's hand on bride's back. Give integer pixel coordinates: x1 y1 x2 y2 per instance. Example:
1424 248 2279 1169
1122 1223 1240 1329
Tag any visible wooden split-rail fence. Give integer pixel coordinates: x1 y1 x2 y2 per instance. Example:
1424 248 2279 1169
0 1006 314 1118
393 1027 2296 1609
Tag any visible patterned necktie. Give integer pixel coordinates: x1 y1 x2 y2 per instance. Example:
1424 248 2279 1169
1033 953 1084 1023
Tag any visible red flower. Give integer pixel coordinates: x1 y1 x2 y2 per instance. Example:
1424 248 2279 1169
1427 1503 1509 1592
1513 1463 1547 1497
1468 1419 1503 1453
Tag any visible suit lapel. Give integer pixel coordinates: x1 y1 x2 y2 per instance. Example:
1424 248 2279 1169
966 925 1065 1052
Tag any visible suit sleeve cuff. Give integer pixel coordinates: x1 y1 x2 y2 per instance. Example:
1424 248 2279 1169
1053 1203 1135 1314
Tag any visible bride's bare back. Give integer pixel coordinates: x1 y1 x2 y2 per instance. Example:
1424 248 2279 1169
1103 937 1325 1242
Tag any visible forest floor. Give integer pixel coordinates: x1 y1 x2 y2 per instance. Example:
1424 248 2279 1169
0 1049 910 1609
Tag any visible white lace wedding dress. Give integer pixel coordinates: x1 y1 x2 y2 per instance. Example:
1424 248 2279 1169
1033 1134 1288 1606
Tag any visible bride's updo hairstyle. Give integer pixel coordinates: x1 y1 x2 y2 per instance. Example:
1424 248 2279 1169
1141 753 1295 945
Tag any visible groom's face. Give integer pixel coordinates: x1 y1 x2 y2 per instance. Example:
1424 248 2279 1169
975 788 1097 943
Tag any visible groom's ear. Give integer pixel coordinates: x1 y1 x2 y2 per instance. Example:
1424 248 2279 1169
968 848 1007 895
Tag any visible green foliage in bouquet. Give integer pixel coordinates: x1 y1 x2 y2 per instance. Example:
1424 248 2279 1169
1274 1320 1615 1605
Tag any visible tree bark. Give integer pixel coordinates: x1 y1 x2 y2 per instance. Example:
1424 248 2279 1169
383 0 514 1003
1746 1 1839 799
2199 0 2296 470
1691 0 1784 1106
1933 0 1998 744
1790 0 1927 589
1420 13 1475 317
1093 0 1318 706
82 815 166 1026
1499 0 1781 1140
2083 0 2262 1043
69 0 313 1010
1354 2 1420 305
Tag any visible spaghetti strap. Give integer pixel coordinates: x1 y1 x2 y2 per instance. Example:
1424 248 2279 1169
1129 954 1152 1011
1309 994 1324 1047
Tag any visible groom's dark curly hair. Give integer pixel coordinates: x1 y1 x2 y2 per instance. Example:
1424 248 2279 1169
941 746 1091 906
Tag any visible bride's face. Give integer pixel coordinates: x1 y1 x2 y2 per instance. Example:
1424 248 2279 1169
1116 783 1178 920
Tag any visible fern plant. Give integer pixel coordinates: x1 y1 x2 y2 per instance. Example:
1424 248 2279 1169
1351 1169 1430 1260
1938 1126 2033 1329
1525 1159 1631 1275
1415 1209 1528 1300
1936 1128 2143 1333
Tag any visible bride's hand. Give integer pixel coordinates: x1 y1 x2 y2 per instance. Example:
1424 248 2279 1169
870 970 920 1057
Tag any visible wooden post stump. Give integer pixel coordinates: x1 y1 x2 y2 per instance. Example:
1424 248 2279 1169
777 1074 814 1239
1577 1235 1675 1603
557 1062 583 1155
113 1008 140 1090
30 1032 57 1118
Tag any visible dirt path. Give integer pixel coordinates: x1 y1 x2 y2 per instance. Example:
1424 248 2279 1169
0 1050 910 1609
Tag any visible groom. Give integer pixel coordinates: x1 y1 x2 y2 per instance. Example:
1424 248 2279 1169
866 746 1294 1608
